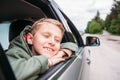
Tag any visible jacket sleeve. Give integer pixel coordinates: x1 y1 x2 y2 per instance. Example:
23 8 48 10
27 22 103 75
60 42 78 53
7 52 48 80
60 42 78 59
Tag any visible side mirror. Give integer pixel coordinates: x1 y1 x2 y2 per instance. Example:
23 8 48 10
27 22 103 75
86 36 100 46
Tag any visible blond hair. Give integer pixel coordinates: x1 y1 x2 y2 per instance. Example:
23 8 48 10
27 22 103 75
30 18 65 35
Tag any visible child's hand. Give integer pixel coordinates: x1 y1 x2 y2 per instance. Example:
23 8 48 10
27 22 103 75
48 53 65 67
48 49 72 67
59 49 72 59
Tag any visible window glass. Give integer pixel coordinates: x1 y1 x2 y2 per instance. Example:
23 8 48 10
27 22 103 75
59 10 84 46
0 22 10 50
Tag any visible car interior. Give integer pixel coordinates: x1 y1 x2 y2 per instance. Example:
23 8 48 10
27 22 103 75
0 44 16 80
0 0 46 22
9 19 33 42
0 0 82 80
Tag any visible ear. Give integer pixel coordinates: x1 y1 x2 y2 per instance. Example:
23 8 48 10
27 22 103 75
26 33 33 45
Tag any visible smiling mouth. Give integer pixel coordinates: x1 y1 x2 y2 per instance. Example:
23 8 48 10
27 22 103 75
44 47 54 52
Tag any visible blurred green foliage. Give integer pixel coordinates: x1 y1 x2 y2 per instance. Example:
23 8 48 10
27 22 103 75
85 0 120 35
85 11 103 34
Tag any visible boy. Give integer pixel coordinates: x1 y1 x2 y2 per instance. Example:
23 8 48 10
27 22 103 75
6 18 78 80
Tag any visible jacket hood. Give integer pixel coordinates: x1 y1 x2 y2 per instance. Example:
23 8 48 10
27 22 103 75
9 25 32 56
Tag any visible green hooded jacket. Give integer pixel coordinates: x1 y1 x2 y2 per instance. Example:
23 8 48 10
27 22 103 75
6 26 78 80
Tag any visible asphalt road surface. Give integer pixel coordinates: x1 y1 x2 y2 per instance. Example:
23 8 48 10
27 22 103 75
83 31 120 80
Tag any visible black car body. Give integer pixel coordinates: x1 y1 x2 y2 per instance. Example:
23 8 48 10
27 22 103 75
0 0 100 80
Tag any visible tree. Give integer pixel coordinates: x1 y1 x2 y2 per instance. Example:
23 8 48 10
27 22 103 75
104 0 120 35
85 11 103 34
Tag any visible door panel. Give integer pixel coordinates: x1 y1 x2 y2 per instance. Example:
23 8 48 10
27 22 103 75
78 48 91 80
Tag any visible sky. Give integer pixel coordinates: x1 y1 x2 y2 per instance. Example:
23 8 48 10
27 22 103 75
55 0 114 31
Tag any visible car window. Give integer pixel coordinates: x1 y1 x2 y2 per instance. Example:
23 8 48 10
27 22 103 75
60 11 84 47
0 22 10 50
49 1 84 47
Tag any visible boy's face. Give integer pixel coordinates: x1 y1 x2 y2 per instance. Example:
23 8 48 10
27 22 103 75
27 23 63 58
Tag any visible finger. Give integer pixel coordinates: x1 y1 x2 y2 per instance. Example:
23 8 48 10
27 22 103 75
54 51 65 58
56 58 65 63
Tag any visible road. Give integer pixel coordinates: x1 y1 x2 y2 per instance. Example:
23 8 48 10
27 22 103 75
83 31 120 80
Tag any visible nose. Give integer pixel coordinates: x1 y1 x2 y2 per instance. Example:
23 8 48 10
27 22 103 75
49 38 55 46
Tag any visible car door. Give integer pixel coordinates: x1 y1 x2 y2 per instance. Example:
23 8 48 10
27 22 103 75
0 0 91 80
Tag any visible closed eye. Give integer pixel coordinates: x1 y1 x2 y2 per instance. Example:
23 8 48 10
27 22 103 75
55 38 61 43
43 33 50 38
